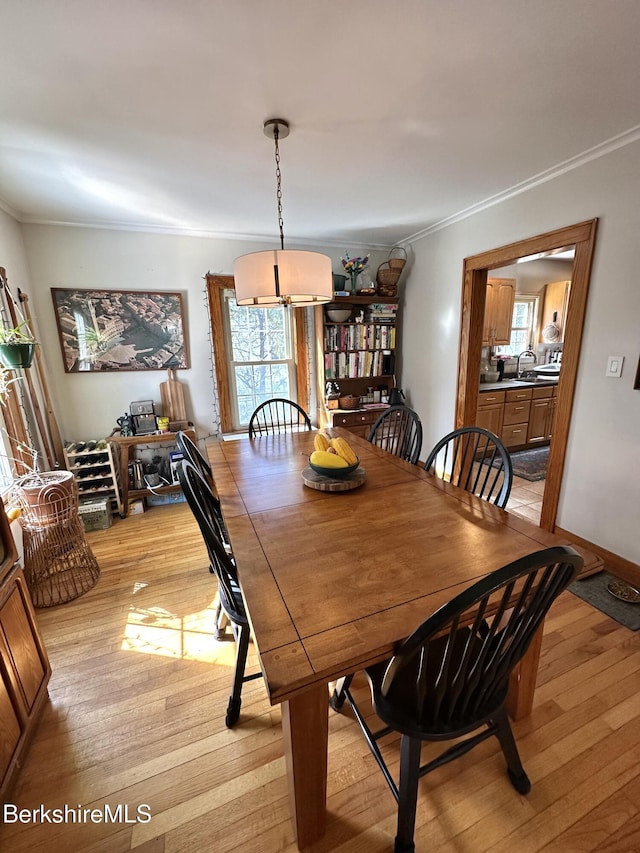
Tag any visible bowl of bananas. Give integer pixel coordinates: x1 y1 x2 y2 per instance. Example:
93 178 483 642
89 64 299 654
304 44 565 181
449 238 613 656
309 433 359 478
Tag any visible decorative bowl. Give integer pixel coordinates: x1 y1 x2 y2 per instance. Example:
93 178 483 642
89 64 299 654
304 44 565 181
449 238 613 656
326 307 353 323
309 457 360 478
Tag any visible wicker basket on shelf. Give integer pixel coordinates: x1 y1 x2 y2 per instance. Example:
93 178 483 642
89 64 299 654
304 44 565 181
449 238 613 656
387 246 407 272
338 395 361 410
375 263 400 297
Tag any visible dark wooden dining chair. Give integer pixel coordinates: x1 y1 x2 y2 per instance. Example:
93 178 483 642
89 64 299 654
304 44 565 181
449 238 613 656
368 404 423 464
178 459 262 727
175 430 213 488
423 425 513 508
330 546 583 853
248 398 312 437
176 430 230 639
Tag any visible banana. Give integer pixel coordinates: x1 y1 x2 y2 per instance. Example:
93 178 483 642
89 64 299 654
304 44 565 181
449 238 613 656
310 450 348 469
329 437 358 466
313 432 331 453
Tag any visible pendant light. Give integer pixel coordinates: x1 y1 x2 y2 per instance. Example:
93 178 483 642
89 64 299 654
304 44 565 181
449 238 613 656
233 119 333 307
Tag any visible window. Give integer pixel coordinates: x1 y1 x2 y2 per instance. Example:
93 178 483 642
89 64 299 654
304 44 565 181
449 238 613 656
206 275 310 434
495 295 539 356
224 292 297 429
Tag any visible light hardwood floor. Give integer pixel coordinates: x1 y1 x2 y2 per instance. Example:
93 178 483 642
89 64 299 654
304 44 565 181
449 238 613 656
2 503 640 852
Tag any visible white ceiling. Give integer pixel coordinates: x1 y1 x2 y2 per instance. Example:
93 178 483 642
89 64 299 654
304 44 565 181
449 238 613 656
1 0 640 249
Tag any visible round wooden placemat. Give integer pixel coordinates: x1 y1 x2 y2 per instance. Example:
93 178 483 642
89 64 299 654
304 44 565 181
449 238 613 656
301 466 366 492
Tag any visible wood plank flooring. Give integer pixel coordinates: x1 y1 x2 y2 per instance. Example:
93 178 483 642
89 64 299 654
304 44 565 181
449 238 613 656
2 504 640 852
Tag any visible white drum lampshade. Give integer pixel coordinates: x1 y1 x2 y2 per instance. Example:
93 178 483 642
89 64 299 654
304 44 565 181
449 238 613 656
233 249 332 307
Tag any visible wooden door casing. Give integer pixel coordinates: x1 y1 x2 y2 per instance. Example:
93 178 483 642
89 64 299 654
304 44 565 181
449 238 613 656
456 219 598 530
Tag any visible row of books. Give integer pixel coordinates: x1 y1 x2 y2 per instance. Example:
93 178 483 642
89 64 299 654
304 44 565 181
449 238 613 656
365 303 398 321
325 349 394 379
324 323 395 352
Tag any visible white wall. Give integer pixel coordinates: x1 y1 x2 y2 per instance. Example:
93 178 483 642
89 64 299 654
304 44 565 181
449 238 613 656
0 207 32 301
402 139 640 564
19 225 387 442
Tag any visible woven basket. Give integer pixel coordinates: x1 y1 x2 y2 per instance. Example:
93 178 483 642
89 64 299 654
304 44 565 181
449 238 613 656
338 395 361 410
388 246 407 271
376 263 400 297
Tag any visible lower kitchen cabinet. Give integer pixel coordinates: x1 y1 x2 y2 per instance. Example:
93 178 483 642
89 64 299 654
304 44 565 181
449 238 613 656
527 386 557 444
476 390 505 437
478 383 556 452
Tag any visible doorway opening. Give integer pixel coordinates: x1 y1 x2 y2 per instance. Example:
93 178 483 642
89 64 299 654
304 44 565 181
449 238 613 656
456 220 598 531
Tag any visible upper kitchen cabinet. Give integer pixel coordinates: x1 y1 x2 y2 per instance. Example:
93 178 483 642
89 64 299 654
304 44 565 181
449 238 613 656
540 280 571 343
482 278 515 346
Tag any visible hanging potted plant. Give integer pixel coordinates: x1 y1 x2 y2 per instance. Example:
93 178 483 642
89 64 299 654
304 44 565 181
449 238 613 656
0 321 37 369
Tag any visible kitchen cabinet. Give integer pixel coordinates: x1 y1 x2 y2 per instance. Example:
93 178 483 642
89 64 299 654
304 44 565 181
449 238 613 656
527 385 557 444
482 279 515 346
315 295 398 433
476 390 505 437
0 563 51 800
477 382 556 451
540 280 571 342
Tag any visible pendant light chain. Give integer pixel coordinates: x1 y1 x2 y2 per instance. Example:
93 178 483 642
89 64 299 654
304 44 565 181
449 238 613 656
273 125 285 251
232 118 332 307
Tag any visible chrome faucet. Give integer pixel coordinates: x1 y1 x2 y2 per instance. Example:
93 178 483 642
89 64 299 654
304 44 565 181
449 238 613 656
517 349 537 379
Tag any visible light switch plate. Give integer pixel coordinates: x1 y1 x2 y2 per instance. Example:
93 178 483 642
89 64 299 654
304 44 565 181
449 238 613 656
606 355 624 378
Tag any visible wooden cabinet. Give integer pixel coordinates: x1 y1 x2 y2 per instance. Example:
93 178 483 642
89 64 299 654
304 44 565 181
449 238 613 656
1 563 51 801
477 383 556 451
501 387 532 448
328 408 381 438
315 295 398 432
527 385 557 444
476 390 505 437
483 278 515 346
540 280 571 342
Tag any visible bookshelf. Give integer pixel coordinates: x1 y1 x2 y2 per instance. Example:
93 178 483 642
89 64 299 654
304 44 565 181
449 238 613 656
315 295 399 437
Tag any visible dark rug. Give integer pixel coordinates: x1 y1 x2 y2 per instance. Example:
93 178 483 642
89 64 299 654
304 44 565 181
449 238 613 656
509 447 549 481
568 571 640 631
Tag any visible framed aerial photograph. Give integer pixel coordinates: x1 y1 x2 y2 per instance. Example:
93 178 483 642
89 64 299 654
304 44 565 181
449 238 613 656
51 288 189 372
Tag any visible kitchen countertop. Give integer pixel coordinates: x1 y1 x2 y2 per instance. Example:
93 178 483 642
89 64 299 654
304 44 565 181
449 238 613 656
479 377 559 392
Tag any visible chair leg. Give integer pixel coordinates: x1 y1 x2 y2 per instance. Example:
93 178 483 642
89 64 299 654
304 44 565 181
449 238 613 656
395 735 422 853
329 674 353 711
493 708 531 795
226 624 250 728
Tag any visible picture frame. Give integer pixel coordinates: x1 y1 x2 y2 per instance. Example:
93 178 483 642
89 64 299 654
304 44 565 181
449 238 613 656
51 288 189 372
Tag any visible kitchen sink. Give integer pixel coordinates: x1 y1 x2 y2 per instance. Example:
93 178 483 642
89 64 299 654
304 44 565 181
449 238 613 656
513 376 558 384
532 363 561 375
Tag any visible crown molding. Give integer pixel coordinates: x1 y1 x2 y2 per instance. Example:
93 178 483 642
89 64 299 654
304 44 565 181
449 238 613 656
403 124 640 245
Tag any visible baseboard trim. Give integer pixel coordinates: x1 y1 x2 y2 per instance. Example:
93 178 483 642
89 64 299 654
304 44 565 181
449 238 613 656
555 527 640 586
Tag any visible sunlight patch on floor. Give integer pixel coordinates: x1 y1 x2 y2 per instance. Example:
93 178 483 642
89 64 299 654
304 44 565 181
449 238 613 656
120 584 235 664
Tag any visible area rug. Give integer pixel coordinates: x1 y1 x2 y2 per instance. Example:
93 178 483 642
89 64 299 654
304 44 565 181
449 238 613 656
508 446 549 481
568 571 640 631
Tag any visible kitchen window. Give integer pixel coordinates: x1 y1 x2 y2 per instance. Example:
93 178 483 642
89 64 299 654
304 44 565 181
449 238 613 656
495 295 539 356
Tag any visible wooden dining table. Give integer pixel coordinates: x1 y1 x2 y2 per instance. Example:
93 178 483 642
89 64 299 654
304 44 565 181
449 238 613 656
206 428 602 850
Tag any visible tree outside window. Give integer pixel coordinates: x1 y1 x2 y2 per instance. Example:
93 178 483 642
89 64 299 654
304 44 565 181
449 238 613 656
225 294 296 428
495 296 539 357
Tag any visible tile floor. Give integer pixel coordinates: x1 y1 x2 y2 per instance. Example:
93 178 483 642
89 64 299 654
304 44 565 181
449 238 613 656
507 472 545 524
